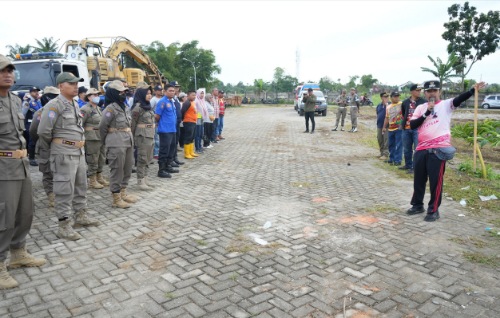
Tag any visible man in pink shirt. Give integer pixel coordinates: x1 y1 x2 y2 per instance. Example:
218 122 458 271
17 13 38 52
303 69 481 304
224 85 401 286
406 80 486 222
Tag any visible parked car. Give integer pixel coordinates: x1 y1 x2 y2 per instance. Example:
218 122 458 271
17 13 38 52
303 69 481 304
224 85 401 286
297 90 328 116
293 84 303 111
481 94 500 109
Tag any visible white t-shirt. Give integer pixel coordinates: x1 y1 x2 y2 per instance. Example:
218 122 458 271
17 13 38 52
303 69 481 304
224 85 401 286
411 98 455 151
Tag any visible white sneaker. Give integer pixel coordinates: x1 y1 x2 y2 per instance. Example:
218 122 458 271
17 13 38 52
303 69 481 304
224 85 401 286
352 128 358 132
206 145 214 149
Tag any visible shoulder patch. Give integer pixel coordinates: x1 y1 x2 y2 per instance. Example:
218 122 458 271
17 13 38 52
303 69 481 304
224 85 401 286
49 107 57 111
48 110 56 119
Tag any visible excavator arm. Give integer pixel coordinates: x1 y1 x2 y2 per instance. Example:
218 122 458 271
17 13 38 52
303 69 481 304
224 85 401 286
106 37 167 86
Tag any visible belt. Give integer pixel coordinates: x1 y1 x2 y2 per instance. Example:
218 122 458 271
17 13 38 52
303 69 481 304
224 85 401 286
108 127 131 132
136 124 155 128
0 149 27 159
52 138 85 149
85 126 99 131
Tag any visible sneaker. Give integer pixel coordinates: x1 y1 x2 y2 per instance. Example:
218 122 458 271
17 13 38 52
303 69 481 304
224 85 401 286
379 156 387 160
398 165 410 170
406 206 425 215
331 127 338 131
352 128 358 132
206 145 214 149
340 127 345 131
310 131 315 134
303 130 309 133
424 211 440 222
29 159 38 166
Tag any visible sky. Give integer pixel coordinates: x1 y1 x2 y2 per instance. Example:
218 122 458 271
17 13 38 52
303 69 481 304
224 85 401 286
1 0 499 87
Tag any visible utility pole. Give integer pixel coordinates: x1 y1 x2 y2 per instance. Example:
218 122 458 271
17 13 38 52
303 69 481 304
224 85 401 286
183 57 197 91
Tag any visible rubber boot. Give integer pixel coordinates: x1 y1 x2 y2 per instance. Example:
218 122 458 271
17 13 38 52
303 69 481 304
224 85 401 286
48 192 55 208
189 143 199 157
184 145 194 159
0 262 18 290
57 219 82 241
88 175 104 189
121 188 139 203
112 192 131 209
8 247 46 269
137 178 151 191
74 209 100 227
96 173 110 186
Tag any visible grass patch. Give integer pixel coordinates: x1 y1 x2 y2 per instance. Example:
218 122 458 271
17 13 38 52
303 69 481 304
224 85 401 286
449 236 487 248
319 208 329 215
365 203 400 214
463 251 500 267
195 239 207 246
226 233 283 254
230 273 239 281
165 292 175 299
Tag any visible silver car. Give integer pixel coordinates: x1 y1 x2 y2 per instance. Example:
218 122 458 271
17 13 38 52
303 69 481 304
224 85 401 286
481 94 500 109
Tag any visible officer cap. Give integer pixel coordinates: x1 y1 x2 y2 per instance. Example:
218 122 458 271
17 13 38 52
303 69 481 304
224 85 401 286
56 72 84 85
423 80 441 91
108 80 128 92
169 81 181 87
0 54 15 70
43 86 60 94
390 91 400 97
29 86 41 92
85 88 100 95
154 85 163 91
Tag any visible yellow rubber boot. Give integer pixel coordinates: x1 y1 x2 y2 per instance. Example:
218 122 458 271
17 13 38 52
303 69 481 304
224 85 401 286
189 143 199 157
184 144 194 159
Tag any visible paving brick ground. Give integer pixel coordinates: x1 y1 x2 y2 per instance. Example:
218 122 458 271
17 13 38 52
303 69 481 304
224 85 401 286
1 106 499 318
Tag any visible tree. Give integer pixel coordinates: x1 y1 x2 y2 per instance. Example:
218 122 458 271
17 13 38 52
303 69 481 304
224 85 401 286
420 53 464 85
346 75 359 90
442 2 500 89
5 44 33 58
359 74 378 90
34 37 59 52
253 79 265 98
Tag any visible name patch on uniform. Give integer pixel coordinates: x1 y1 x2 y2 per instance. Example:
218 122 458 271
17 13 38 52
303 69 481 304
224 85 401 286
48 111 56 119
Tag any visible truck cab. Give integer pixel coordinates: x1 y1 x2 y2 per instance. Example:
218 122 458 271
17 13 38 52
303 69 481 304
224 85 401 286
11 52 90 95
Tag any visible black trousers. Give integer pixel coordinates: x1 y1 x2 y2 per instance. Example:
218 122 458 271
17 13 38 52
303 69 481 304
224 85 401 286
183 122 196 144
158 132 176 164
176 123 182 147
203 122 213 147
305 111 315 131
411 150 446 213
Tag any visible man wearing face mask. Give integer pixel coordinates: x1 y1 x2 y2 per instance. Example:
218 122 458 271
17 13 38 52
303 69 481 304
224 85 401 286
38 73 100 241
406 80 486 222
81 88 108 189
99 80 140 209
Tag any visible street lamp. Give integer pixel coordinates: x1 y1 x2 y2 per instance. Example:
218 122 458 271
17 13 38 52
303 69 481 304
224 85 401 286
183 57 197 91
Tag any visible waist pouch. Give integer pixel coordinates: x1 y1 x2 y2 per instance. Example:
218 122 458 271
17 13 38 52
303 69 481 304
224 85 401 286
431 147 456 161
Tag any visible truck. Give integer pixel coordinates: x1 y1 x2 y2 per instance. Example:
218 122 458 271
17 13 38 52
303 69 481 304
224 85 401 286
11 36 167 95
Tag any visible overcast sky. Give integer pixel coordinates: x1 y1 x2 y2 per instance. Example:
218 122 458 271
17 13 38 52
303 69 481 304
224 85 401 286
1 0 499 86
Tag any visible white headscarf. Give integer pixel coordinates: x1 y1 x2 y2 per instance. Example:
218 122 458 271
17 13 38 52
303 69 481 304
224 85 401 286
195 88 209 120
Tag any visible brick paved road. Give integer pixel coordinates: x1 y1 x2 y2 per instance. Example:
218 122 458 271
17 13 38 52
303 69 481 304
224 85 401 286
1 106 499 317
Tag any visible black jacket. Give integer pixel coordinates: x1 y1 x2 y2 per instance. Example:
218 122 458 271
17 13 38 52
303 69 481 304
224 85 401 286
401 97 426 130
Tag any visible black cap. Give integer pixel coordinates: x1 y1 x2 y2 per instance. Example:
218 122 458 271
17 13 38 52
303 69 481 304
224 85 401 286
154 85 163 91
410 84 421 91
29 86 40 92
169 81 181 87
390 91 400 97
78 86 88 94
307 88 313 92
219 90 224 94
423 80 441 91
380 92 388 98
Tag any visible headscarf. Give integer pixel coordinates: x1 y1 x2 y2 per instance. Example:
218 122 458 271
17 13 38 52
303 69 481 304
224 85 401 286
105 88 125 109
131 87 152 111
195 88 209 120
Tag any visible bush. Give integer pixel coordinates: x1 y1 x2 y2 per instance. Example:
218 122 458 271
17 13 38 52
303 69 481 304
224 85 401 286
451 119 500 147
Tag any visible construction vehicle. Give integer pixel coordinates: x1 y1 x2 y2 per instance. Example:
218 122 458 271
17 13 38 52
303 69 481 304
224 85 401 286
11 36 167 94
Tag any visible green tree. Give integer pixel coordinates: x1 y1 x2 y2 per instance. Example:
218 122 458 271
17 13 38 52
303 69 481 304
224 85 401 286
442 2 500 89
420 53 464 85
33 37 59 52
346 75 359 89
5 44 33 58
359 74 378 90
253 79 265 98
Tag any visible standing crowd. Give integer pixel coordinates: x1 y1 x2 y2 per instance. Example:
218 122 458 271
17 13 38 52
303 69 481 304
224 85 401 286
0 54 227 289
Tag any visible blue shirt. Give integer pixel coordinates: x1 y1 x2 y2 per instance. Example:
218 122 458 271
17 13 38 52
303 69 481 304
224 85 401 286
155 96 177 133
77 99 86 108
376 103 386 128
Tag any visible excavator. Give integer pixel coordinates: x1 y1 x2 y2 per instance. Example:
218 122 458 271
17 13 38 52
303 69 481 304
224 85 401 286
64 36 167 89
11 36 167 94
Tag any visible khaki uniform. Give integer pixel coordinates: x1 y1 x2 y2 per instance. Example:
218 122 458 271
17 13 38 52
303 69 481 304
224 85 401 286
37 95 87 220
80 103 105 176
99 102 134 193
0 93 34 262
29 108 53 195
335 94 348 128
349 93 359 128
131 104 155 179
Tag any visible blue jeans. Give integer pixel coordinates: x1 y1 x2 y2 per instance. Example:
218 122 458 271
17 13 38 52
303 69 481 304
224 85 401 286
402 129 418 168
216 115 224 136
153 127 159 156
211 118 219 141
195 124 204 151
388 130 403 163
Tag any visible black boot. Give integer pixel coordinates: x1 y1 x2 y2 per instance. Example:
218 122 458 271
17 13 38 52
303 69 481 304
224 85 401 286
166 163 179 173
157 162 171 178
174 158 185 165
170 161 180 168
